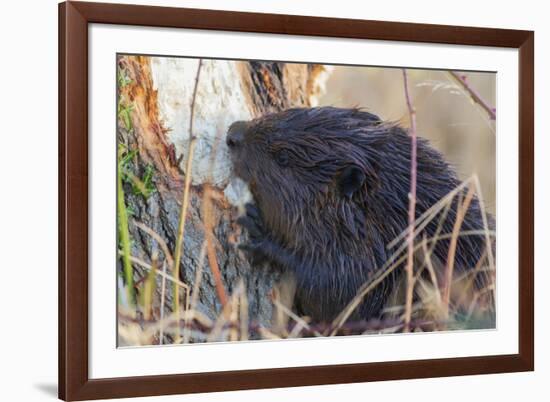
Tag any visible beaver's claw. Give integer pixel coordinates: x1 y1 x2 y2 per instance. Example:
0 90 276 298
237 204 266 240
238 241 270 266
237 203 271 265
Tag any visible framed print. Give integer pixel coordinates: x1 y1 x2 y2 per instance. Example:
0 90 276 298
59 1 534 400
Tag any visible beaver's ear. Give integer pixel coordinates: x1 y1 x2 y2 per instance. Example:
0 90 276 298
337 166 366 199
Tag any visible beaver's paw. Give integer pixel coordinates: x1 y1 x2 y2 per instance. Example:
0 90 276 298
237 203 266 241
238 239 272 266
237 203 271 265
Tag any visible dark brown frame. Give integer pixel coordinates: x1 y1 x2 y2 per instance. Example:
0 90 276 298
59 1 534 400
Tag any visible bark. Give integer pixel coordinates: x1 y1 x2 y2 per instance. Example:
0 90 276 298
117 55 331 339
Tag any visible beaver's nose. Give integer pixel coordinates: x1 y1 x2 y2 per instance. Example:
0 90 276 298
226 121 248 149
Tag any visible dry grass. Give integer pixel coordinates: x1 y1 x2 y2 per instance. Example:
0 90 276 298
117 173 495 346
402 68 418 332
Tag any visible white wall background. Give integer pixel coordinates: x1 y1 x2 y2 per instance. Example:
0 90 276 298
0 0 545 401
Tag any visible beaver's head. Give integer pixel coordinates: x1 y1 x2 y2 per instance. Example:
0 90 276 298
226 107 390 247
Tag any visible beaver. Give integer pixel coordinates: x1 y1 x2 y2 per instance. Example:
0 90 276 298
226 107 494 323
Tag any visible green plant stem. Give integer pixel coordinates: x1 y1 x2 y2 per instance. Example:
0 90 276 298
118 154 135 307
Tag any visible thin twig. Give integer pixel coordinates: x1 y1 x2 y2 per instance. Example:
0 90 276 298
455 248 488 309
172 138 197 342
240 288 249 341
442 184 476 318
272 298 322 337
402 68 418 332
420 237 441 303
189 242 208 311
189 60 203 143
206 288 242 342
183 241 207 343
159 260 167 344
141 251 158 321
171 59 204 341
229 282 244 342
449 71 496 120
203 184 228 306
133 221 174 268
190 58 228 308
472 175 496 273
118 252 189 291
199 61 228 309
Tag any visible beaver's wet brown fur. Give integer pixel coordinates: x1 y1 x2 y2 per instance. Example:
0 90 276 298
227 107 493 323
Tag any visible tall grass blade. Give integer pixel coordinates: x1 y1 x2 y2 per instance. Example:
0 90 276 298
117 145 135 307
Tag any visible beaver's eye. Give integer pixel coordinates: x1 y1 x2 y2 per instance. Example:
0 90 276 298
275 150 290 167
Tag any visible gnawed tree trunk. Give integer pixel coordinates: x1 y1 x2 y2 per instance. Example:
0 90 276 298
117 55 331 342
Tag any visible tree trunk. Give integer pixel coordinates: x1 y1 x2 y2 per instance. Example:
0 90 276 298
117 55 330 342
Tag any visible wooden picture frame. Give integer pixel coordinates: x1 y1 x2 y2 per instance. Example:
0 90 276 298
59 1 534 400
